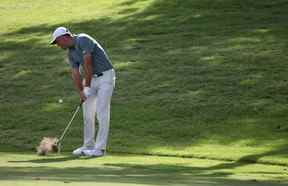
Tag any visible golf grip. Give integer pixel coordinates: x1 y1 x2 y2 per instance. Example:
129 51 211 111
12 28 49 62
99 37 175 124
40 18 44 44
58 103 82 143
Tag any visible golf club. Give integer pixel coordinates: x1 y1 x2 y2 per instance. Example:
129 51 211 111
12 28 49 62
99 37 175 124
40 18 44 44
57 102 82 153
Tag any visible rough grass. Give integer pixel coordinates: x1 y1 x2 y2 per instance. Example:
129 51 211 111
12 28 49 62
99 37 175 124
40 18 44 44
0 0 288 166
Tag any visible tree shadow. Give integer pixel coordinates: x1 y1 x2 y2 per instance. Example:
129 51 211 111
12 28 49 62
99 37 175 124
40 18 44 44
207 145 288 170
1 162 287 186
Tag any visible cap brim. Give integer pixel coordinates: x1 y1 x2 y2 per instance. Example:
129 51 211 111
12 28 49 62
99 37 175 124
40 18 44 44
50 39 56 45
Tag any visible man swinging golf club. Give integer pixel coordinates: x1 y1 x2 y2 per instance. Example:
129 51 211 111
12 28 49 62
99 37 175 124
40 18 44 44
50 27 115 157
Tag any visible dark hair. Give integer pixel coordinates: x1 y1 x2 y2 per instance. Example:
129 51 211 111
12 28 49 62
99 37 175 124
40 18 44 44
63 33 72 37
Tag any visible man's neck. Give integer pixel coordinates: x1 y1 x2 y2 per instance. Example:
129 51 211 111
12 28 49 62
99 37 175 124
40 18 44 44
69 35 77 49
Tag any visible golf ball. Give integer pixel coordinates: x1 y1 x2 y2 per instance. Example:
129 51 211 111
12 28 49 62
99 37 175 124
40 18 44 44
58 99 63 103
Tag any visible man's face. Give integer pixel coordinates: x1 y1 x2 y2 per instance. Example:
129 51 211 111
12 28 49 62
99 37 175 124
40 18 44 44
55 35 72 49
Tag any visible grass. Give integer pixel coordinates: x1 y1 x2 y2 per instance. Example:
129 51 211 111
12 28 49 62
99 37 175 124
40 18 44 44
1 0 288 170
1 152 288 186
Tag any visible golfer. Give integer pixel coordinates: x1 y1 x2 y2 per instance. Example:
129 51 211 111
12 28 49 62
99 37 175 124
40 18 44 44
50 27 115 157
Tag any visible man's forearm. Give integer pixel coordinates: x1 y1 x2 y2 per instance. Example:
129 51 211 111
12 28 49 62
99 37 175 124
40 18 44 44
71 68 83 94
83 53 93 87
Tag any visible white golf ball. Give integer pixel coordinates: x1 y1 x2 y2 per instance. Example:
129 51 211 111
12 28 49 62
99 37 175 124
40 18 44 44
58 99 63 103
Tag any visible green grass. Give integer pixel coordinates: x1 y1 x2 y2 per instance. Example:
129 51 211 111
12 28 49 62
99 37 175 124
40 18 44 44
1 152 288 186
1 0 288 168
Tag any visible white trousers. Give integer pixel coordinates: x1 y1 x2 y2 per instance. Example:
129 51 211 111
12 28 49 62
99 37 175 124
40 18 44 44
82 69 115 150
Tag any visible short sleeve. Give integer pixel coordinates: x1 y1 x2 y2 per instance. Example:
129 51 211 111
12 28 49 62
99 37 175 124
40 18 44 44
68 53 80 69
78 36 94 55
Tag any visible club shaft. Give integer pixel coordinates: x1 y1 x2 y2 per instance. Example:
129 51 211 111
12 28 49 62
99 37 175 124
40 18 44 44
58 104 81 142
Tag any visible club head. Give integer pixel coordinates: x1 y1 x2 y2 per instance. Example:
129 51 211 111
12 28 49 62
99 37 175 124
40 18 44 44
36 137 59 156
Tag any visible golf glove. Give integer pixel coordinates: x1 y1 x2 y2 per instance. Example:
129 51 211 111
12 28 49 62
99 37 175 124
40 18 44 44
83 86 92 97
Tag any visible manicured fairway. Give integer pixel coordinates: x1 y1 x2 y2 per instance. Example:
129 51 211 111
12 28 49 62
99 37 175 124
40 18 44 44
1 153 288 186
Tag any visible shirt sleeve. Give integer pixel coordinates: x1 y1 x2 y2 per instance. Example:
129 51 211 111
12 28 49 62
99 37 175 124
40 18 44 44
68 54 80 69
78 36 94 55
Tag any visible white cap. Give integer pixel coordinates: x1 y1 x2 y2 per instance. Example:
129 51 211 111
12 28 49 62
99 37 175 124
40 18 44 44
50 27 72 44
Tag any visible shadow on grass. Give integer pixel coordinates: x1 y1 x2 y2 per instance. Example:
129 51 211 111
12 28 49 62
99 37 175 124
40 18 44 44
1 0 288 162
1 162 287 186
207 145 288 170
8 155 82 163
